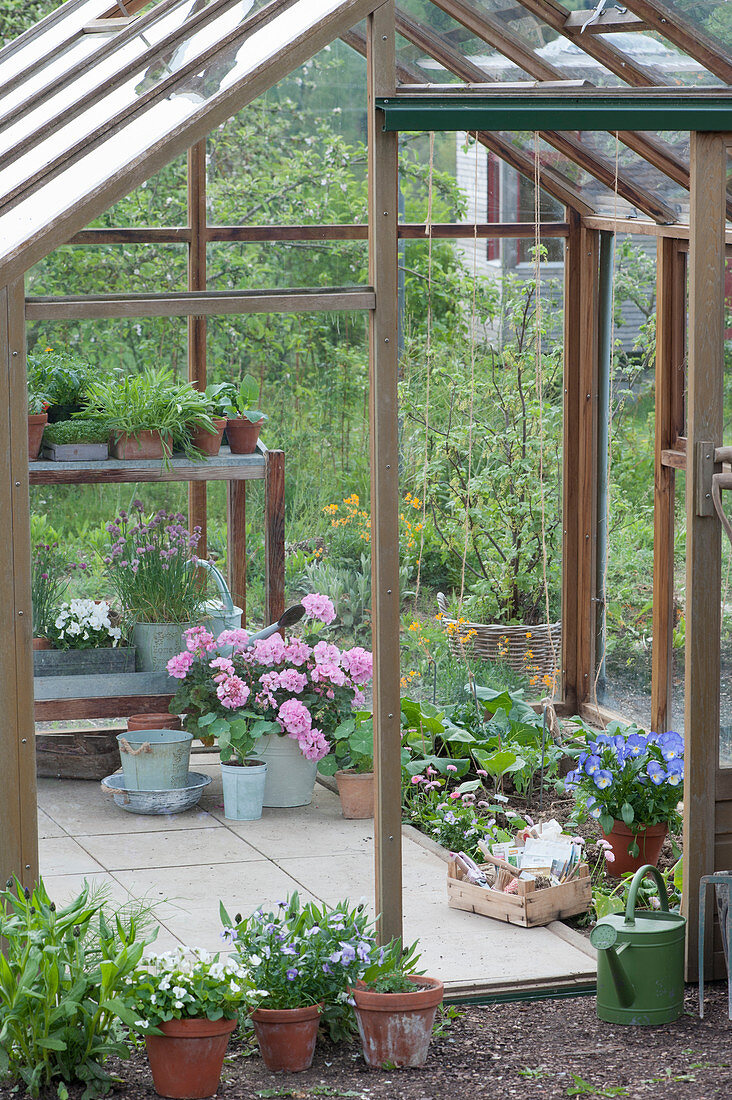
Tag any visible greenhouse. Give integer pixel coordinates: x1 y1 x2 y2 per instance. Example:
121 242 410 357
2 2 732 1091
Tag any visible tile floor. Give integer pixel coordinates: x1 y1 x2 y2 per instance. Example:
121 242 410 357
37 756 597 993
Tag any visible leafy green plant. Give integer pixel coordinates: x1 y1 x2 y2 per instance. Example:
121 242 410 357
126 946 254 1030
43 419 110 445
317 711 373 775
222 374 266 423
31 541 72 639
28 389 49 414
27 347 96 410
0 877 152 1099
358 936 424 994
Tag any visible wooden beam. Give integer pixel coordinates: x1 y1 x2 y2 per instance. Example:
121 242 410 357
684 132 726 981
392 13 677 223
561 211 582 711
564 10 647 31
25 288 376 320
343 25 593 215
69 228 193 244
226 483 247 628
0 279 38 891
70 222 570 244
264 450 285 626
368 2 403 947
622 1 732 85
188 141 208 559
651 238 686 735
578 226 600 709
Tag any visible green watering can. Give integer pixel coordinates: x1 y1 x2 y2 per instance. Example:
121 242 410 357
590 864 686 1025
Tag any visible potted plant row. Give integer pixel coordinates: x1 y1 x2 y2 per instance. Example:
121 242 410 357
318 711 375 819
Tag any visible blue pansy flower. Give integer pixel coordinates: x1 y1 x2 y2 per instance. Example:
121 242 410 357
584 755 601 776
626 733 648 757
665 759 684 786
658 731 684 762
594 769 613 790
647 760 667 785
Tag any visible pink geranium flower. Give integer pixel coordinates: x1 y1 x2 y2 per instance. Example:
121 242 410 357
216 674 250 709
216 628 250 651
313 640 341 665
341 646 373 685
278 668 308 693
184 625 216 656
251 633 287 666
277 698 312 736
167 651 194 679
301 592 336 625
283 638 312 667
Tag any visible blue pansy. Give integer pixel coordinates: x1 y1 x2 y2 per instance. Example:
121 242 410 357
584 755 601 776
647 760 667 785
665 759 684 786
658 731 684 762
594 769 613 790
626 733 648 757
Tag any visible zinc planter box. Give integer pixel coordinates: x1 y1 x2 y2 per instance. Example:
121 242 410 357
41 442 109 461
33 646 136 678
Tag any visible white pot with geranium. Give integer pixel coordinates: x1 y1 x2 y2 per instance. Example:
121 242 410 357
167 593 373 809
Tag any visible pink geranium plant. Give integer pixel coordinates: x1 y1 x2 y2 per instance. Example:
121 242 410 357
166 594 373 766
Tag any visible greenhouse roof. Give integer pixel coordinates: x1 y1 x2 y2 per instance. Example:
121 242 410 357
1 0 731 285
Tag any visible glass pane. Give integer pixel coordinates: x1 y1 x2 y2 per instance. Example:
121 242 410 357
0 1 258 181
0 1 107 89
650 0 732 54
28 242 189 294
0 0 381 271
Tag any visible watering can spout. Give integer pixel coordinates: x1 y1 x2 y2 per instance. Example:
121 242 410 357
600 942 634 1008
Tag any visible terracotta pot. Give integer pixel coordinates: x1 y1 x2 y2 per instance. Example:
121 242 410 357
127 712 182 732
144 1015 237 1099
32 637 53 650
251 1003 321 1072
109 429 171 460
190 417 226 457
352 976 444 1068
335 769 374 819
28 412 48 461
602 820 669 877
225 416 264 454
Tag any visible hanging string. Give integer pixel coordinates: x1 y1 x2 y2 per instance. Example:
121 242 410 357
591 131 621 722
414 131 435 607
532 133 557 701
459 133 480 607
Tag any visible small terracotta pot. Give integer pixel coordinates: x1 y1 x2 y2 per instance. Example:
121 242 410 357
28 412 48 461
251 1003 321 1072
190 417 226 457
602 820 669 877
335 770 374 819
144 1016 237 1099
352 976 444 1068
109 429 171 460
127 712 182 732
33 637 53 650
225 417 264 454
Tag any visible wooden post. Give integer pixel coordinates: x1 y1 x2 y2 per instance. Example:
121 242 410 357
0 279 38 890
226 482 246 626
684 132 726 979
264 448 285 626
188 141 208 556
367 1 402 945
652 238 686 735
562 212 599 712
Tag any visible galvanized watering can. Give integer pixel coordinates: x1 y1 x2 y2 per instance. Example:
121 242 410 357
196 561 305 645
590 864 685 1025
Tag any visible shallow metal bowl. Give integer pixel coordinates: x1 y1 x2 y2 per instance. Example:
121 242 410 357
101 771 212 815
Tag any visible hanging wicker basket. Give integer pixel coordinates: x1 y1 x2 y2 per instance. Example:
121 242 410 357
436 593 561 680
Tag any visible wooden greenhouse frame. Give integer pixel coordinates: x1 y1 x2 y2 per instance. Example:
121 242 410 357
2 0 732 982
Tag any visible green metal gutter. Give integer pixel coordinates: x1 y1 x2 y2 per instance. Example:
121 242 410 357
376 94 732 132
446 982 597 1006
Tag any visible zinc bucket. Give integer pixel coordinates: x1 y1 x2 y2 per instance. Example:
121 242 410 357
117 729 193 791
221 760 267 820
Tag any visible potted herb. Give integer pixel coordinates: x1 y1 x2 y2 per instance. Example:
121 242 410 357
31 542 71 648
563 719 684 875
126 947 255 1100
222 893 378 1073
221 374 267 454
104 501 209 672
351 938 443 1069
27 346 95 422
182 382 232 456
167 593 373 808
42 418 110 461
81 367 218 464
318 711 375 819
34 597 137 678
27 390 49 461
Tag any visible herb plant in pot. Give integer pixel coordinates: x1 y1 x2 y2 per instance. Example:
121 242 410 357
31 541 70 649
221 374 267 454
27 390 49 461
104 501 209 672
318 711 375 819
42 418 110 461
222 893 378 1073
564 719 684 876
352 938 443 1069
27 345 96 422
127 947 255 1100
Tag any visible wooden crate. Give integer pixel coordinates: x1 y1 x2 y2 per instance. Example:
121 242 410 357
447 859 592 928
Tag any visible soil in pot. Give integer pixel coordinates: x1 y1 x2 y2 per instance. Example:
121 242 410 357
144 1016 237 1099
190 417 226 456
110 429 171 460
28 412 48 460
251 1004 321 1072
353 976 444 1069
225 417 264 454
335 769 374 819
602 820 669 877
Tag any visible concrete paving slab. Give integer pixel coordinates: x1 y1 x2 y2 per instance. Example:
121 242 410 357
38 807 65 839
39 836 107 876
38 777 221 836
80 826 264 871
